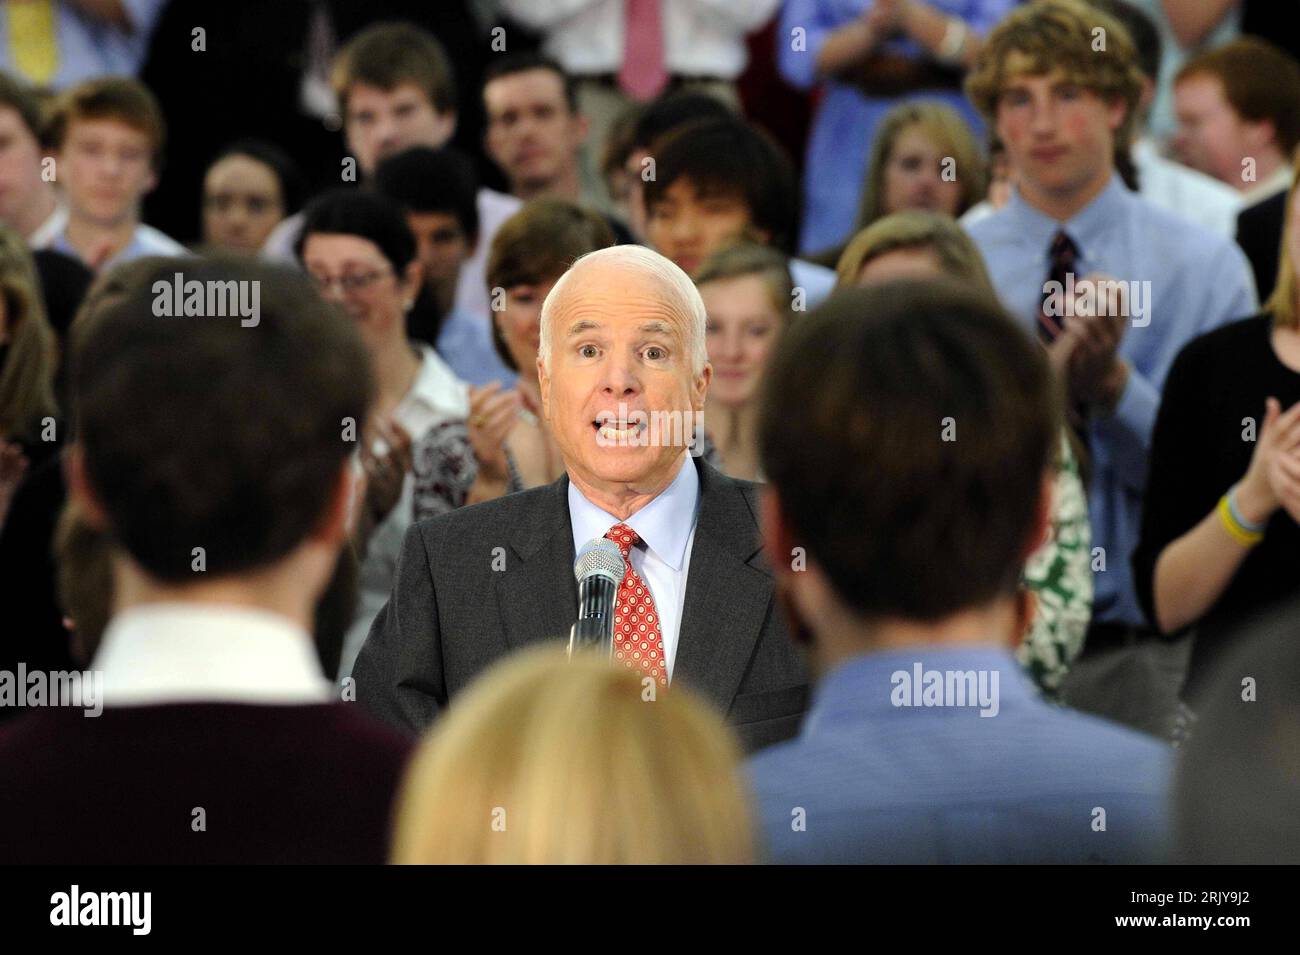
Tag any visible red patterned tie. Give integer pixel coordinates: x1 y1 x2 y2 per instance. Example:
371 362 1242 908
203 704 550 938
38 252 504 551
604 522 668 687
618 0 669 102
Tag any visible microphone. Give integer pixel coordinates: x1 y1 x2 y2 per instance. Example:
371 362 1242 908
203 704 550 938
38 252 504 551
568 538 625 658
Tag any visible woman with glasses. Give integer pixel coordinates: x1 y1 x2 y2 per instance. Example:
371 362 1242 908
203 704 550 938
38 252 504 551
297 190 470 679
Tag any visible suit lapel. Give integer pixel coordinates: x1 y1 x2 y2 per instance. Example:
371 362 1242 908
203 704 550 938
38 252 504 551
497 474 578 650
674 459 773 712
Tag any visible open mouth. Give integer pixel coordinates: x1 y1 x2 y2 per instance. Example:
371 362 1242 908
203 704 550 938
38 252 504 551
592 415 648 442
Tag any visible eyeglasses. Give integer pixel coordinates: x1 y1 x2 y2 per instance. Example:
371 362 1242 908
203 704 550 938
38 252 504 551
308 267 393 295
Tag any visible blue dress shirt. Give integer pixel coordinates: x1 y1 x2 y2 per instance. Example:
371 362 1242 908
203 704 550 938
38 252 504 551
0 0 165 90
748 645 1172 863
965 175 1257 626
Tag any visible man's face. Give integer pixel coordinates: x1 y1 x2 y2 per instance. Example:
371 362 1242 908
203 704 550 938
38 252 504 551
345 82 455 178
994 68 1124 201
0 106 47 227
406 210 471 298
645 178 762 276
1172 74 1254 186
538 262 711 494
57 118 157 227
484 69 586 194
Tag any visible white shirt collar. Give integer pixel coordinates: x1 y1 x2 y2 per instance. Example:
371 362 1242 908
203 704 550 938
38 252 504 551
395 343 470 438
27 202 67 250
92 603 333 707
567 453 700 571
1240 163 1293 208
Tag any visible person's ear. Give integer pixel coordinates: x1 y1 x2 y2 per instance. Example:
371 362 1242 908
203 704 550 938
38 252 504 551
1021 470 1056 562
537 352 550 421
694 359 712 409
1106 93 1128 133
435 109 458 146
312 458 357 547
402 259 424 306
63 444 110 532
573 111 591 147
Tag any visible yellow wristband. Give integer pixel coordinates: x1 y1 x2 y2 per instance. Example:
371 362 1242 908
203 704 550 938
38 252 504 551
1218 494 1264 546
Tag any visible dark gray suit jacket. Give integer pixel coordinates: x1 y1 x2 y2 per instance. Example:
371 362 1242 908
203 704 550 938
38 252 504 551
351 457 809 752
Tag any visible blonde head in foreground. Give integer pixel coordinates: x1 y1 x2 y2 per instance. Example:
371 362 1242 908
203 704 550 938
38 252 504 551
391 646 756 864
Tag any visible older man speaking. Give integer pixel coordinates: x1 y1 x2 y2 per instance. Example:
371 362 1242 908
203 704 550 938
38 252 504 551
352 246 808 751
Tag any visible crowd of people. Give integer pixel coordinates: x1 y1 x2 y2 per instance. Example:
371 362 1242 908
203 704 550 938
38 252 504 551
0 0 1296 864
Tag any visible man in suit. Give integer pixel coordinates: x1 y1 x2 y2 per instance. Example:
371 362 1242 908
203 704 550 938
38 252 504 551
748 281 1171 863
353 245 809 752
0 258 411 863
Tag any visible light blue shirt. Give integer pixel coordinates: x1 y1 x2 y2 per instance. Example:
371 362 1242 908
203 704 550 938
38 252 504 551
965 175 1257 626
567 453 700 680
435 305 518 389
0 0 165 89
789 257 836 308
748 646 1172 863
50 222 186 273
777 0 1014 254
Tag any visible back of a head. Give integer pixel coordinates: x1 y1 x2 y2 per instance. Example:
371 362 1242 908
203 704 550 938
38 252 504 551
1175 602 1300 863
835 210 999 298
759 280 1058 623
373 146 480 236
391 646 755 864
69 258 373 582
1090 0 1162 81
296 188 416 274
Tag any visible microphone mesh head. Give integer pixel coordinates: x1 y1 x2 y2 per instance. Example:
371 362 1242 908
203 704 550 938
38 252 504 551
574 537 626 584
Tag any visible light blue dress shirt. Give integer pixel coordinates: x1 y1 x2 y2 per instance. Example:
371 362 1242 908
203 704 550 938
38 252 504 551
567 453 701 680
965 175 1257 626
435 305 519 389
0 0 165 90
777 0 1014 254
50 222 185 273
748 646 1172 863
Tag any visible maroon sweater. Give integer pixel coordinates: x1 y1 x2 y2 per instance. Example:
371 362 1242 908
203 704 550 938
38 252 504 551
0 702 412 864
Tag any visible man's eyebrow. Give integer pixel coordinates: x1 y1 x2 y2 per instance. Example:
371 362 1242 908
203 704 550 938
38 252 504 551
565 319 601 337
638 321 676 337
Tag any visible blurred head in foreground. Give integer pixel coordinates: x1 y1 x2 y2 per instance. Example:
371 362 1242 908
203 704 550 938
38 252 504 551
391 646 755 864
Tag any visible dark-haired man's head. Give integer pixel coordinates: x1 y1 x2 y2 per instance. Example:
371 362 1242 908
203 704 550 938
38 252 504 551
1173 38 1300 191
0 70 58 241
372 146 478 313
758 281 1057 674
612 91 733 239
643 117 798 275
332 21 458 178
66 258 374 627
296 189 422 358
483 54 587 202
202 139 305 256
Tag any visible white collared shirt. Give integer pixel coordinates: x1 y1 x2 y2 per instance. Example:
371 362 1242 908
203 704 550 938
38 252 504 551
567 452 700 681
26 202 68 250
93 603 333 707
499 0 780 79
1133 138 1241 238
1238 163 1293 211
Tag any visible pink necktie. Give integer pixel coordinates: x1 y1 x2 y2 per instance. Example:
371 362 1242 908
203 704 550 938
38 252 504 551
619 0 669 102
605 523 668 687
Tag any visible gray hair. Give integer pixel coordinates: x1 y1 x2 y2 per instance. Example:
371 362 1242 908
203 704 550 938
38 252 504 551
538 245 709 376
